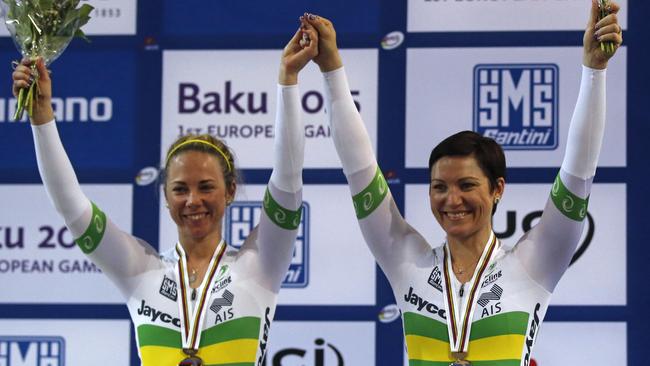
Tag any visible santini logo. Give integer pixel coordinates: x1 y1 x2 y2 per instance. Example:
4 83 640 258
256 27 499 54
0 336 65 366
226 201 310 288
473 64 559 150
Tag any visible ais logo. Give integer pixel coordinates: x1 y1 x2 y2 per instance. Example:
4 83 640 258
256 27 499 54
0 336 65 365
225 201 310 288
473 64 559 150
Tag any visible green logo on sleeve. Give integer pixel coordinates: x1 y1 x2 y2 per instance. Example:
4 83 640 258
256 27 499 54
263 188 302 230
551 174 589 221
75 202 107 254
352 167 389 220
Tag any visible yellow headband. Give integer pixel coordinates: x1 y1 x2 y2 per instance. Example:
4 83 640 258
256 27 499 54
165 139 233 172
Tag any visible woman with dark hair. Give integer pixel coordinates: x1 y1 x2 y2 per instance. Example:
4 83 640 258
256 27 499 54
11 21 319 366
304 0 622 363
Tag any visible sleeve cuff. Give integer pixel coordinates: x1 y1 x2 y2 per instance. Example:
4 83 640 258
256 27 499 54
30 119 57 132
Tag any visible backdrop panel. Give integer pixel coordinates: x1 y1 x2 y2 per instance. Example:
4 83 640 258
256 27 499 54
0 0 137 36
0 50 137 172
0 319 131 365
267 321 376 366
161 49 378 169
405 47 627 168
0 185 132 304
407 0 629 32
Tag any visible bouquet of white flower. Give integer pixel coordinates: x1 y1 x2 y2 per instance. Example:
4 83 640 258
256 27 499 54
1 0 93 120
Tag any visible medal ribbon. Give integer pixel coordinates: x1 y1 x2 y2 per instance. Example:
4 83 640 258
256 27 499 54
176 240 227 351
442 232 499 355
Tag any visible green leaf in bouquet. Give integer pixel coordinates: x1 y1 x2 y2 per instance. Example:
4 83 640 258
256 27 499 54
60 8 80 35
74 28 88 42
76 3 92 26
38 0 54 11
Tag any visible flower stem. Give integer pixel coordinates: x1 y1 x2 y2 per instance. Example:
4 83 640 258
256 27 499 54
13 88 25 121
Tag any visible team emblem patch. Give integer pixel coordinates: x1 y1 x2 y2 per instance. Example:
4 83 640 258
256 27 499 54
210 290 235 314
477 284 503 307
159 275 178 302
212 265 233 293
428 266 443 292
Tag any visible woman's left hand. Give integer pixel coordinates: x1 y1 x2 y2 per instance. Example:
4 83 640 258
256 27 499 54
279 18 319 85
583 0 623 69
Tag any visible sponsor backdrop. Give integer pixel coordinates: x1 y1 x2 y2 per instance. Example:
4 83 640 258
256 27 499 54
1 0 648 365
405 47 627 168
267 321 376 365
0 319 131 365
407 0 629 32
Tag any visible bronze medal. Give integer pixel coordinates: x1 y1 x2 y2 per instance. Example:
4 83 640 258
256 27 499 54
449 352 471 365
179 349 203 366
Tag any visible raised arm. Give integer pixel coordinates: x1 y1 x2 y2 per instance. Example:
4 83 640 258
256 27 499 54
514 0 623 292
243 23 316 291
305 15 427 271
13 59 162 297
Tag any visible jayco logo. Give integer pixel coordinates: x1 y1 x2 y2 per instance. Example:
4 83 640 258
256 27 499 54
137 299 181 327
473 64 559 150
404 286 446 320
0 336 64 366
226 202 310 288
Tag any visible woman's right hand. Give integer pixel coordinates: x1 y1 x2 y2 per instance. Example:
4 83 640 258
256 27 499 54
304 13 343 73
12 58 54 125
279 19 320 85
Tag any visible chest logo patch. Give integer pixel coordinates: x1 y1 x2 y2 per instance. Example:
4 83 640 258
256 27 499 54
210 289 234 313
481 269 503 288
477 284 503 307
210 289 235 325
427 266 443 292
159 275 178 302
212 265 233 293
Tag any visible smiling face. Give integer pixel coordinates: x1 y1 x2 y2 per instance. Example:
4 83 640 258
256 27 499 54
165 150 236 244
429 155 504 243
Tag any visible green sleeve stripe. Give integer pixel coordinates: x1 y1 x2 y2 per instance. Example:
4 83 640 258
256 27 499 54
551 174 589 221
352 167 389 220
75 202 107 254
263 188 302 230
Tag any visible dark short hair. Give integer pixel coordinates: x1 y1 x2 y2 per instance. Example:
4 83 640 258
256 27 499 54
428 130 506 193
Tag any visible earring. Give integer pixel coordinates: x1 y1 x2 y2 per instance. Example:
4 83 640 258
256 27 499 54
494 197 500 205
165 203 169 209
